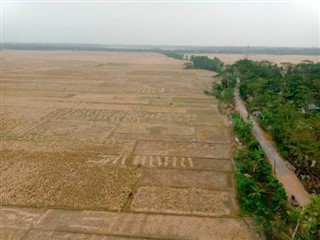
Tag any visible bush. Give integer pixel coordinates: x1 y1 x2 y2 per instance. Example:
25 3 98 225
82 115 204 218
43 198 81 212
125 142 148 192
293 194 320 239
232 114 290 239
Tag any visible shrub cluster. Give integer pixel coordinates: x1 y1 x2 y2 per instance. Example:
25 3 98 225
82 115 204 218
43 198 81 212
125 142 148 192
231 114 289 238
185 55 224 72
232 114 320 239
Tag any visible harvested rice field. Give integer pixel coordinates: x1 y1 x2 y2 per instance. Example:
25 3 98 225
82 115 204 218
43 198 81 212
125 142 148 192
0 51 257 239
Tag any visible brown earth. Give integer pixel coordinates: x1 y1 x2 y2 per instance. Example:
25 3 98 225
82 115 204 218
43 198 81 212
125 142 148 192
0 51 261 239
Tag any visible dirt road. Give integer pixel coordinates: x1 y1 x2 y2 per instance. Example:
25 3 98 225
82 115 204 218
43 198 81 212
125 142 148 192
234 83 310 206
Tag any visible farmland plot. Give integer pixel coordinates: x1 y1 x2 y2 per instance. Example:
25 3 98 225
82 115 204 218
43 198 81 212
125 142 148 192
0 51 256 239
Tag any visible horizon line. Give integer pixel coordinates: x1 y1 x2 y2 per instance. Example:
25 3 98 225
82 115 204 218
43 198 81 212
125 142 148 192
2 41 320 49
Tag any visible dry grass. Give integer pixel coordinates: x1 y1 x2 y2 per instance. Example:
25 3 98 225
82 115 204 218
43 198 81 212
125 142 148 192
1 50 286 215
1 51 217 210
1 140 141 210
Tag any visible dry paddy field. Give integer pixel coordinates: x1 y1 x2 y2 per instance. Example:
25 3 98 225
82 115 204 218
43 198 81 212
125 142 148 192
1 51 258 239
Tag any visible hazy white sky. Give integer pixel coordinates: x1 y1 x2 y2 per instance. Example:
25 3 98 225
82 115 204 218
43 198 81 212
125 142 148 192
2 0 320 47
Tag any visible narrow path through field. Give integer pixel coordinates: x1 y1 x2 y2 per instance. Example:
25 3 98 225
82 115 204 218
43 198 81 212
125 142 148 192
234 83 310 206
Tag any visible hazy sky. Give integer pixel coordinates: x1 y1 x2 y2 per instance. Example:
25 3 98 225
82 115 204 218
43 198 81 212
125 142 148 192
2 0 320 47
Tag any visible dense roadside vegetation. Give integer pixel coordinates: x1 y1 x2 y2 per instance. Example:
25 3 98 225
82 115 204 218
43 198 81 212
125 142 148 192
231 114 289 238
232 114 319 239
231 60 319 194
211 59 320 194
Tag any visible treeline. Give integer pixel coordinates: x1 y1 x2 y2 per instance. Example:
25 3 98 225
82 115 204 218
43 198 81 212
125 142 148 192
181 46 320 56
184 55 224 73
1 42 159 52
159 50 184 60
3 42 320 55
216 59 320 193
160 51 225 73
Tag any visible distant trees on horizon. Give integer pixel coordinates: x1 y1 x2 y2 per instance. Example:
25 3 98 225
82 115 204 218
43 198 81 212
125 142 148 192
185 55 224 73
